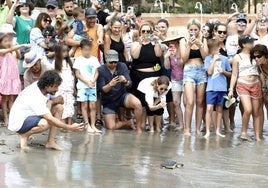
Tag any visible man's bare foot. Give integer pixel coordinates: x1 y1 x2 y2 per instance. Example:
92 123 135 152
126 119 136 130
156 128 161 133
196 131 201 137
45 142 63 151
216 132 226 138
19 134 29 150
150 128 154 133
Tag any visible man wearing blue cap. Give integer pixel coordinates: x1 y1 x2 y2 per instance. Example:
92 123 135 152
91 0 120 26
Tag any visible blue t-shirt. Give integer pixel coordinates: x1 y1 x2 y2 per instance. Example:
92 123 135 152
70 19 84 35
204 55 232 92
97 62 132 105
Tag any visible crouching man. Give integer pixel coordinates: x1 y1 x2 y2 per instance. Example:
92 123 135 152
8 70 83 150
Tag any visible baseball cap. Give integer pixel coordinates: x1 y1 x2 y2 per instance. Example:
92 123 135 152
46 0 58 8
239 35 257 44
85 8 97 18
106 50 119 62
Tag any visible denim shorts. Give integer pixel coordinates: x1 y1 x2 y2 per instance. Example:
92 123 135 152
183 64 207 85
77 88 97 102
17 116 42 134
102 93 129 114
171 80 183 92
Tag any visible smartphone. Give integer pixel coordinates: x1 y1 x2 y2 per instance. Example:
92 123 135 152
113 71 120 78
127 6 134 16
155 25 160 31
168 44 176 52
189 33 195 38
19 0 27 3
79 122 88 129
147 34 154 41
263 3 268 16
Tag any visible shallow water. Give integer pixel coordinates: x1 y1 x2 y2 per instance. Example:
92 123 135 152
1 111 268 187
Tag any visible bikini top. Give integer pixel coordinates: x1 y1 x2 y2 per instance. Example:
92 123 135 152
189 49 202 59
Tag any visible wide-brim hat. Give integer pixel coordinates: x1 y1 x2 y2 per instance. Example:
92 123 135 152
162 30 184 44
23 51 42 68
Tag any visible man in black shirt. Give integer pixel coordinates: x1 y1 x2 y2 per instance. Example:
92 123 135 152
91 0 120 26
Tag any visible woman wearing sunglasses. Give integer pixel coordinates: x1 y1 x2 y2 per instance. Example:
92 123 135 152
179 18 208 136
130 22 162 130
137 76 171 132
228 35 262 141
251 17 268 48
30 13 53 63
250 44 268 139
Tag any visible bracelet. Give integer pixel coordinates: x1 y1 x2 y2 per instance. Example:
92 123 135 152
228 88 233 91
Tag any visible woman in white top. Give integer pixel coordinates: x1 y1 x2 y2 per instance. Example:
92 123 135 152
137 76 171 132
228 35 262 141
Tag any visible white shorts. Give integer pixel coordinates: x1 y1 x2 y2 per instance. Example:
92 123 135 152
171 80 183 92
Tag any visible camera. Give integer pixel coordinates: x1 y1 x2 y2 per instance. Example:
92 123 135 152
147 34 154 41
155 26 160 31
19 0 27 3
189 33 195 38
127 6 134 16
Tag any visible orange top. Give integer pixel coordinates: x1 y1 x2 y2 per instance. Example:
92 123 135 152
74 24 99 59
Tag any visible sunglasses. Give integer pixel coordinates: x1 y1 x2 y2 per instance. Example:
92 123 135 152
202 29 209 33
159 87 168 91
253 54 263 59
141 30 152 34
109 61 118 64
217 30 227 35
19 3 29 7
237 22 247 27
44 19 52 23
47 5 56 10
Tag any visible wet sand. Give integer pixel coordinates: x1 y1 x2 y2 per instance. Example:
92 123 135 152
1 111 268 187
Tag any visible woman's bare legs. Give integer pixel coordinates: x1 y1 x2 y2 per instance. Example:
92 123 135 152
184 82 195 135
196 83 206 136
240 96 252 139
252 98 261 141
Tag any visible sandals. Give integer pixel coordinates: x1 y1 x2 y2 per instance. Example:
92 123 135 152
95 119 103 126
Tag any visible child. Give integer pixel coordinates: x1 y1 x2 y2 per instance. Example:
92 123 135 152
226 22 239 60
204 39 232 138
0 24 30 126
73 39 101 133
163 39 184 130
69 7 88 56
54 42 75 125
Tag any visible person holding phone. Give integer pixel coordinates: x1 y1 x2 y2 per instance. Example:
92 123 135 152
97 50 143 132
179 18 208 136
130 22 162 129
137 76 171 132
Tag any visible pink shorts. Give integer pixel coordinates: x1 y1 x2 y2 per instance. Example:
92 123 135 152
236 80 262 99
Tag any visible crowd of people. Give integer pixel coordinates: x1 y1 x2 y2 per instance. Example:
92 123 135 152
1 0 268 150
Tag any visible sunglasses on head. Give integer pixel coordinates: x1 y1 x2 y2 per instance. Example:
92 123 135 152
141 29 152 34
253 54 263 59
217 30 227 35
47 5 55 10
159 87 168 91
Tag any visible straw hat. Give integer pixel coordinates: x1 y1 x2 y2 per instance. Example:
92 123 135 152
162 29 184 44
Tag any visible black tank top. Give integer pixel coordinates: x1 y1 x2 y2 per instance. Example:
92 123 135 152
132 43 160 69
189 49 202 59
110 37 126 62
